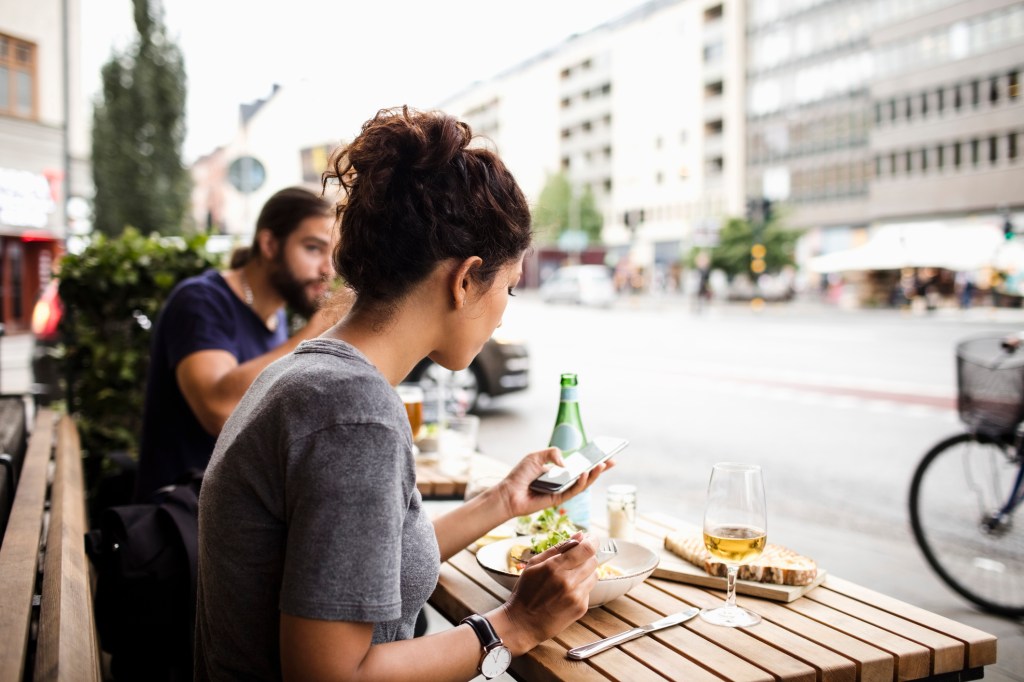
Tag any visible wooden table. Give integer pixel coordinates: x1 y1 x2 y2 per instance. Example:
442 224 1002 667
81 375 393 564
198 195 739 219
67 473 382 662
416 452 510 500
428 511 999 681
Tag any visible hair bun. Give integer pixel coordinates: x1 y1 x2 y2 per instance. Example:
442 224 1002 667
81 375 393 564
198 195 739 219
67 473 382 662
348 107 471 180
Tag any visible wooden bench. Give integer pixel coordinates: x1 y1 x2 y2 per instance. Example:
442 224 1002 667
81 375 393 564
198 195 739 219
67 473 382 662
0 395 29 539
0 409 102 681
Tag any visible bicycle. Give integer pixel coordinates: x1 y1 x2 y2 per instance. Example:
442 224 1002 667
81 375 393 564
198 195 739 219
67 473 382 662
909 332 1024 618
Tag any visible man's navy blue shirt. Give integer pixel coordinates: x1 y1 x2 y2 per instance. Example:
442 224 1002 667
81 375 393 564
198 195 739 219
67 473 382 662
135 270 287 501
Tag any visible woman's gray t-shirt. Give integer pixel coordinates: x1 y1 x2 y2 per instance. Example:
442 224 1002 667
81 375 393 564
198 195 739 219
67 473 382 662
194 338 440 681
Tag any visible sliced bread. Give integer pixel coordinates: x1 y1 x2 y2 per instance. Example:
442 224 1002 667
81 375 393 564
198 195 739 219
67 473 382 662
664 531 817 586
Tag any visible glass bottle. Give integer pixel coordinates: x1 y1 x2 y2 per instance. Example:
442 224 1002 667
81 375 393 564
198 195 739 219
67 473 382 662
548 373 590 528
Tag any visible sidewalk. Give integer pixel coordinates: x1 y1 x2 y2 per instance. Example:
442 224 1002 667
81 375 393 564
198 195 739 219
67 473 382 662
606 290 1024 323
0 332 34 396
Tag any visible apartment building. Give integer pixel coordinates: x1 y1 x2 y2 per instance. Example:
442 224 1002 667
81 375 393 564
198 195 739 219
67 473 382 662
443 0 746 280
0 0 87 331
869 0 1023 227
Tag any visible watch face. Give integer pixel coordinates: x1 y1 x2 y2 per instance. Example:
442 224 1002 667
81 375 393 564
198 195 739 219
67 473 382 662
481 646 512 678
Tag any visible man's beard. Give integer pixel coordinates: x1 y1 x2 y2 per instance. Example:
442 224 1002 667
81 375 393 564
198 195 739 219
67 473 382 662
268 254 322 318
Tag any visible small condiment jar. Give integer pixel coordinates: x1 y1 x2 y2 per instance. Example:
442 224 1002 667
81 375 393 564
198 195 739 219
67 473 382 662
606 484 637 541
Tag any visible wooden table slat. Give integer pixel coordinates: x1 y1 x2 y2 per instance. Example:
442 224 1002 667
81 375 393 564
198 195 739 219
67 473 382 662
731 590 895 682
601 587 774 682
809 584 964 675
556 621 673 682
821 576 997 669
567 600 720 682
785 595 932 681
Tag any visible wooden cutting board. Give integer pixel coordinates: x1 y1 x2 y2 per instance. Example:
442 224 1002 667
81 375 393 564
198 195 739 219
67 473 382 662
630 515 826 602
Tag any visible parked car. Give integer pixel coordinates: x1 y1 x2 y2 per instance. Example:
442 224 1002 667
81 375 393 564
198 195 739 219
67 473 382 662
540 264 616 307
405 334 529 415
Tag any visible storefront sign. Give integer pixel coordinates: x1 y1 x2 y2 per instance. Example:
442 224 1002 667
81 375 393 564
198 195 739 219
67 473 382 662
0 167 56 228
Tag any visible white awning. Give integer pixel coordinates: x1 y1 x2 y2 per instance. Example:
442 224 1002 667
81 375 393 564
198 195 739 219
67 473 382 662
808 222 1014 273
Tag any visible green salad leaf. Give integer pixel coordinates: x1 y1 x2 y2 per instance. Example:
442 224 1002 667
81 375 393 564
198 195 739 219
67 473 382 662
530 529 571 554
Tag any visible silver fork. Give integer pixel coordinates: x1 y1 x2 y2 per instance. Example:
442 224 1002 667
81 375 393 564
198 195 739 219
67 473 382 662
596 538 618 565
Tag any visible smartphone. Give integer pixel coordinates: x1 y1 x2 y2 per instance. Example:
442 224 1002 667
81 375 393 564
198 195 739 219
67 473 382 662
529 436 629 494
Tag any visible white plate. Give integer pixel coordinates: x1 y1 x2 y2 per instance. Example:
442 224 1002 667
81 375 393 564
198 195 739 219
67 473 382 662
475 537 659 608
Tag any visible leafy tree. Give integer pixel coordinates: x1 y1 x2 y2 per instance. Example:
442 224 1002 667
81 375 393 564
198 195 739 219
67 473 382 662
92 0 190 236
532 172 603 245
690 216 800 279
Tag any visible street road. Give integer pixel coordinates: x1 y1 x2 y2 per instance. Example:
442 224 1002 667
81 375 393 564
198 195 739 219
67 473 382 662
477 293 1023 680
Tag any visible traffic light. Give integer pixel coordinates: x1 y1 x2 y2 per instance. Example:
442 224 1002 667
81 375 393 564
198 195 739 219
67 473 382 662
751 243 766 274
1005 215 1016 241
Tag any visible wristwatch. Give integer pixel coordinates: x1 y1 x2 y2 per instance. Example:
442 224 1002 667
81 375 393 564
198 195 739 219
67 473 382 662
461 613 512 679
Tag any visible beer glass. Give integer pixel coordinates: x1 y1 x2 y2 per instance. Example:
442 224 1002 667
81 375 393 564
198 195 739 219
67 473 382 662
396 384 424 440
700 462 767 627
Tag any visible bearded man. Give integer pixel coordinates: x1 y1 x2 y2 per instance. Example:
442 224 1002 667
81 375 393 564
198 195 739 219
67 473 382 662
135 187 351 502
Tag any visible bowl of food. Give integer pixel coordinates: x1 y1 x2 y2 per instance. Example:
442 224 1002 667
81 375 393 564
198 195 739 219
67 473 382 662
475 535 659 608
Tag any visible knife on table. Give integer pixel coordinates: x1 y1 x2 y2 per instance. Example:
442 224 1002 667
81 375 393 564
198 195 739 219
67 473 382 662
566 606 701 660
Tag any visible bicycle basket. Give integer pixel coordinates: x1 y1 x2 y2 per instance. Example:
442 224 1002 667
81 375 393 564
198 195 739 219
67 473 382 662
956 334 1024 435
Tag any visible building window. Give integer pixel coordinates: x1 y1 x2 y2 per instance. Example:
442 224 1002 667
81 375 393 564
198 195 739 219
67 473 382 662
704 4 723 21
920 91 929 117
0 34 37 118
936 144 945 169
921 148 928 172
990 76 1000 104
954 84 963 110
905 96 913 121
889 99 897 121
703 41 724 64
1010 70 1020 100
971 138 980 166
705 80 723 97
561 156 571 171
874 102 883 124
936 87 945 112
875 155 882 176
990 136 998 163
905 150 913 174
1009 132 1018 161
971 79 980 108
954 142 962 168
603 178 612 193
890 152 898 175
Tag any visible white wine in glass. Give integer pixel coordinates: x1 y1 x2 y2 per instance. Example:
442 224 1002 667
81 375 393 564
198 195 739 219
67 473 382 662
700 462 767 627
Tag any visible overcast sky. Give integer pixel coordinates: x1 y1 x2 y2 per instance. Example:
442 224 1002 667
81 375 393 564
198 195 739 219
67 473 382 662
82 0 653 162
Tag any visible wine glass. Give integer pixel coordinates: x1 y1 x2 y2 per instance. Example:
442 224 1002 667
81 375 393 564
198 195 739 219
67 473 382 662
699 462 767 627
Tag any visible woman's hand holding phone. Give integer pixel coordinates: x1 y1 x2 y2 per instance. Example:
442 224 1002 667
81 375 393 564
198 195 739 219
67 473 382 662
486 447 616 521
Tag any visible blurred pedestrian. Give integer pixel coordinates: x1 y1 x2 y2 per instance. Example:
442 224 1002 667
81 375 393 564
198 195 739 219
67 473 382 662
195 106 610 681
134 187 351 502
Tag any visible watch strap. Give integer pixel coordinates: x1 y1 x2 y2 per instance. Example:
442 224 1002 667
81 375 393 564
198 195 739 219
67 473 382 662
461 613 502 651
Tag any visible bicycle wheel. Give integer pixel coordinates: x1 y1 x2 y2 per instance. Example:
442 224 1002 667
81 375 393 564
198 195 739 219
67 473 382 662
909 432 1024 617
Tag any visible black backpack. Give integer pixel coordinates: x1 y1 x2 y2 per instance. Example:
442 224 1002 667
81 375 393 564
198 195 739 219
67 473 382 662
85 473 202 682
